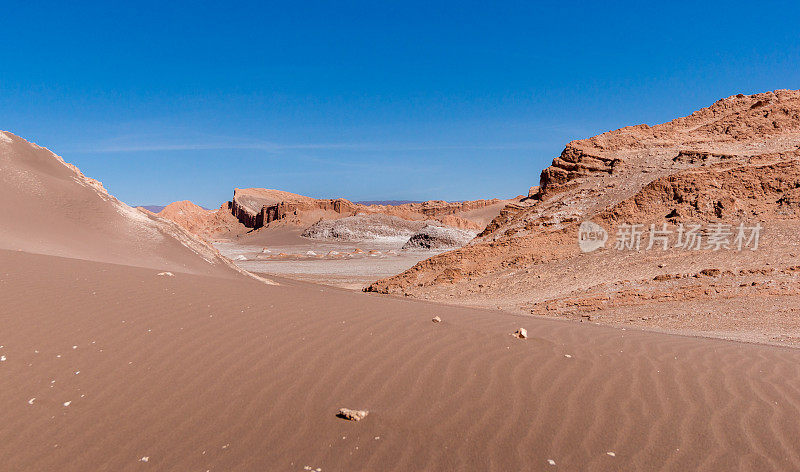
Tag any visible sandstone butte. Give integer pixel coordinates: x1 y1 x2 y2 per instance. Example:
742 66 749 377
228 187 514 231
154 188 518 239
367 89 800 346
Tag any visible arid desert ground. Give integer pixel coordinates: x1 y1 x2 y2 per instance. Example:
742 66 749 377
4 90 800 471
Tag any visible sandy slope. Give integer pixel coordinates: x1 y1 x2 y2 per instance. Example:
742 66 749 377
3 129 800 471
3 248 800 471
0 132 234 276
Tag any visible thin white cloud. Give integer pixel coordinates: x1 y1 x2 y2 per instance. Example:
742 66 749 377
68 140 558 154
69 141 368 153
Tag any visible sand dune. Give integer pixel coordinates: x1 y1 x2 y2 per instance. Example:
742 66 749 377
0 131 232 276
3 248 800 470
3 129 800 471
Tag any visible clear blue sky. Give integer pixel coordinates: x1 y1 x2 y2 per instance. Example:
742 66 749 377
1 1 798 207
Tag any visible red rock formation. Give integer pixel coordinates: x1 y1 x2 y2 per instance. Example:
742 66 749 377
228 187 515 231
155 201 246 240
365 90 800 344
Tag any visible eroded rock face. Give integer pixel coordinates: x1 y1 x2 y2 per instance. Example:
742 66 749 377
153 201 245 240
402 225 478 250
538 145 620 197
365 89 800 334
302 214 427 242
228 188 517 231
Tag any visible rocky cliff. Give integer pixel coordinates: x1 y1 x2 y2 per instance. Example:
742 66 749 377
229 187 515 231
365 90 800 345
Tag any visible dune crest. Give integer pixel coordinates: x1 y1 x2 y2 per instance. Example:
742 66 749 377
0 131 241 276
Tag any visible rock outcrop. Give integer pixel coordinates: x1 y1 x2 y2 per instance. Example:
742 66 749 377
301 214 427 242
150 201 246 240
229 187 515 231
401 225 478 250
365 90 800 344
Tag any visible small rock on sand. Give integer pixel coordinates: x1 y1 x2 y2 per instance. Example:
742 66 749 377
432 316 442 323
140 456 149 462
512 328 528 339
337 408 369 421
157 272 174 277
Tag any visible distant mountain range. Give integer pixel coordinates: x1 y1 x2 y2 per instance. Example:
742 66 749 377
137 204 211 212
137 205 167 213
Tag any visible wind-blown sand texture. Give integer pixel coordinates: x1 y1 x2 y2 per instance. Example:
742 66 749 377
4 249 800 471
3 123 800 471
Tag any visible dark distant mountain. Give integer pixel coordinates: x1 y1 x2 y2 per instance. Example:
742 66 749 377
137 205 167 213
137 204 211 212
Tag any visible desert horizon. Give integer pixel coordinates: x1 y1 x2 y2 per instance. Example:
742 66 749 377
3 2 800 471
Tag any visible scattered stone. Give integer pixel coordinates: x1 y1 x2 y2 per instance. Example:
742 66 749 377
607 451 616 457
140 456 149 462
233 255 247 261
28 398 36 405
0 355 6 362
337 408 369 421
548 459 556 465
432 316 442 323
63 401 71 407
157 272 174 277
512 328 528 339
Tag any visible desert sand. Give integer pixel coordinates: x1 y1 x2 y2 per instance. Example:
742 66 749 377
4 97 800 472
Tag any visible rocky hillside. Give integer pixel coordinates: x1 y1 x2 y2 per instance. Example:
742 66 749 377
229 187 515 231
149 201 245 240
367 90 800 345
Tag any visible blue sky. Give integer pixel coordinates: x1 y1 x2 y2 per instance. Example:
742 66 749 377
1 1 798 207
